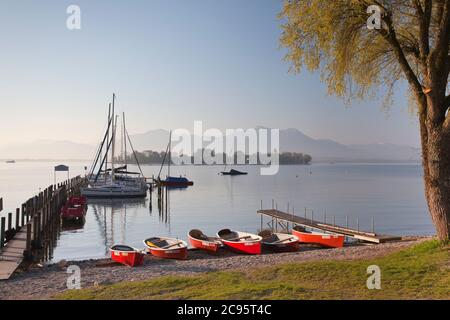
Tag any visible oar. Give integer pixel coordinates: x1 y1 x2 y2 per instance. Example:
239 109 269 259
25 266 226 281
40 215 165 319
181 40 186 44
162 241 184 249
227 235 252 241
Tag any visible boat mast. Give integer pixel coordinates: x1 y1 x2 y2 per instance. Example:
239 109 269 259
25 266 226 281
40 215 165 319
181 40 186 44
168 130 172 178
111 93 116 183
123 112 127 175
105 103 111 182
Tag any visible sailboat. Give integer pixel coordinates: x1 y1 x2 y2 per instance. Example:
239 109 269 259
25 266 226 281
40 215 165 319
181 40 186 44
82 94 149 198
157 131 193 188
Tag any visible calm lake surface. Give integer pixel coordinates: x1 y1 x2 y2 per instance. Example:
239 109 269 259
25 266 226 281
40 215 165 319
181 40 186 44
0 161 433 263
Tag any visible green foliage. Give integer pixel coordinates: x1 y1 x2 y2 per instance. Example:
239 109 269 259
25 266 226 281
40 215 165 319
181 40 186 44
278 0 446 110
56 240 449 300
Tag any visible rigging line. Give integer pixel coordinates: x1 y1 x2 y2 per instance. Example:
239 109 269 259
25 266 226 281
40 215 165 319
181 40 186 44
158 134 171 179
125 127 145 178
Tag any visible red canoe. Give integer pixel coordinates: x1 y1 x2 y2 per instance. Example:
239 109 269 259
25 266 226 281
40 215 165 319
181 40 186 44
61 203 86 221
188 229 222 253
143 237 188 260
258 231 299 252
110 245 145 267
217 229 262 255
68 196 87 207
292 226 345 248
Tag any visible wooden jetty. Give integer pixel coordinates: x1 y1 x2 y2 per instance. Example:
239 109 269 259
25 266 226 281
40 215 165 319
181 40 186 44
0 176 87 280
257 209 401 244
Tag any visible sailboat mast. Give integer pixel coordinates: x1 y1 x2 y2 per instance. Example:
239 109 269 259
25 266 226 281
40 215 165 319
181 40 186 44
123 112 127 173
168 130 172 177
105 103 111 182
111 94 116 182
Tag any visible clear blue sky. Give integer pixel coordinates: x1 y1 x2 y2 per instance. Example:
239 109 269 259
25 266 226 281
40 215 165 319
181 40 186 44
0 0 420 147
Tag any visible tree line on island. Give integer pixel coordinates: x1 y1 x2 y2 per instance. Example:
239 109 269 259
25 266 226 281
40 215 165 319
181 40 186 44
118 150 312 165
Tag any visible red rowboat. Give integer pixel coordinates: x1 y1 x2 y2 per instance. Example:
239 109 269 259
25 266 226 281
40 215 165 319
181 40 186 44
110 245 145 267
217 229 262 255
61 203 86 221
292 226 345 248
188 229 222 253
68 196 87 207
258 230 299 252
143 237 188 260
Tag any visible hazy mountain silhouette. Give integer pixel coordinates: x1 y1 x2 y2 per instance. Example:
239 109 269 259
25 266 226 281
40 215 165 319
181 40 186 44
0 129 421 161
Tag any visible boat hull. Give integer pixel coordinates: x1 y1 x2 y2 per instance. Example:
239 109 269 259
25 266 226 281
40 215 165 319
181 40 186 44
110 245 145 267
262 234 300 252
217 230 262 255
68 196 87 206
81 188 147 198
143 238 188 260
61 205 86 221
188 235 220 253
159 181 194 187
292 229 344 248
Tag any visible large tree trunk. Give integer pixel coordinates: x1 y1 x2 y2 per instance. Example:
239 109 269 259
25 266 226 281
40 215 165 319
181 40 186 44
420 98 450 242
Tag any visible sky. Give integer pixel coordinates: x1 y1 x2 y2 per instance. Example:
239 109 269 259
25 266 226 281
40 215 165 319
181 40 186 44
0 0 421 147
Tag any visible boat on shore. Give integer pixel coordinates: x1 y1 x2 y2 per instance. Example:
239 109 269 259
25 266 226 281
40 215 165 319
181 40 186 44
217 229 262 255
292 226 345 248
143 237 188 260
188 229 222 253
258 230 299 252
110 245 145 267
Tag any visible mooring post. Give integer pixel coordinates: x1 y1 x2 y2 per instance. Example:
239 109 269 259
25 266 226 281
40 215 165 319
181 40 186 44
7 212 12 232
272 199 274 209
311 210 314 225
372 216 375 234
25 222 32 259
304 207 307 219
346 215 349 228
333 215 336 227
260 214 263 231
0 217 5 248
15 208 20 229
357 217 360 232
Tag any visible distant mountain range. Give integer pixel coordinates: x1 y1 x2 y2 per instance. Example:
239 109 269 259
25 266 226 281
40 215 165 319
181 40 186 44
0 128 421 162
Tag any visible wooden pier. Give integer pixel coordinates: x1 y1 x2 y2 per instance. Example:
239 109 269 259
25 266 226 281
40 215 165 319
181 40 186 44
0 176 87 280
257 209 402 244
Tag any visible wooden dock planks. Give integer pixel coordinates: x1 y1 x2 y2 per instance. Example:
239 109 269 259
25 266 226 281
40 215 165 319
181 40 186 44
257 209 402 244
0 223 30 280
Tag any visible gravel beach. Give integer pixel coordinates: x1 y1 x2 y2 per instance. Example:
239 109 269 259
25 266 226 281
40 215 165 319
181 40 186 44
0 237 428 300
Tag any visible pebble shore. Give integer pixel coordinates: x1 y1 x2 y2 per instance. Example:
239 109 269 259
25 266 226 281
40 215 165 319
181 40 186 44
0 237 428 300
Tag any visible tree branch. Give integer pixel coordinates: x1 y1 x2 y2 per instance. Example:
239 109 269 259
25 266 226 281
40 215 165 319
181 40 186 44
378 11 424 101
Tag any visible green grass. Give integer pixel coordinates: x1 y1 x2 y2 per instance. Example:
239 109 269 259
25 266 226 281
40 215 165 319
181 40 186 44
56 240 450 300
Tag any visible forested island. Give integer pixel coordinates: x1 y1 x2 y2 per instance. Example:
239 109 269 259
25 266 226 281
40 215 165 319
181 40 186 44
119 150 312 165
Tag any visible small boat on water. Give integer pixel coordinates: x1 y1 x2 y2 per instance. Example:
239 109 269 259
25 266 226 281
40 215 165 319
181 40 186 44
60 203 86 221
143 237 188 260
220 169 248 176
157 131 194 188
159 176 194 187
217 229 262 255
110 245 145 267
292 226 345 248
258 230 299 252
5 160 15 164
68 196 87 207
188 229 222 253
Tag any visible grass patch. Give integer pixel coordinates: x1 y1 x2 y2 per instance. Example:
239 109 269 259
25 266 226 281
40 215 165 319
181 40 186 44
56 240 449 300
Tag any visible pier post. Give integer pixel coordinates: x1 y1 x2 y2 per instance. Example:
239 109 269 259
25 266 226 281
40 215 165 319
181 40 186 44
7 212 12 232
372 216 375 234
15 208 20 230
0 217 5 248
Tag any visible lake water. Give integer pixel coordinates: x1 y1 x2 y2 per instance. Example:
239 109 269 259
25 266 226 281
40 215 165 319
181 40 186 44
0 161 433 263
